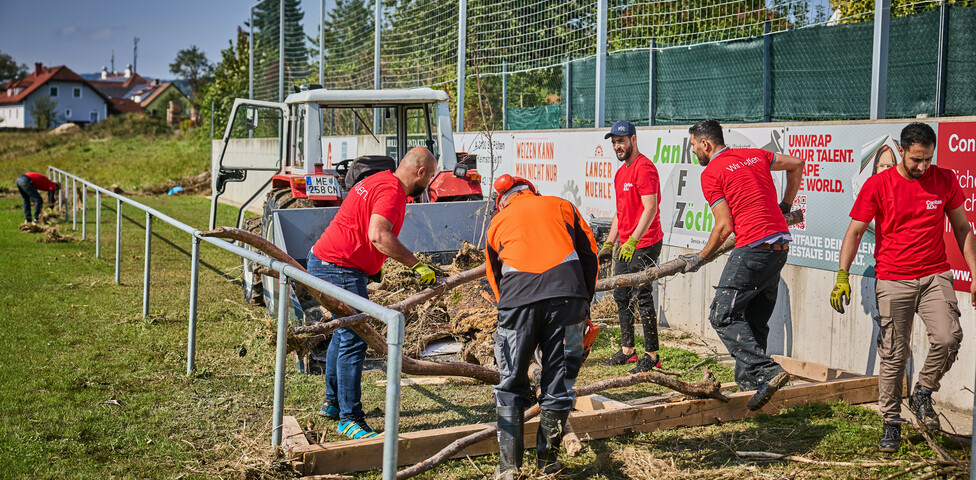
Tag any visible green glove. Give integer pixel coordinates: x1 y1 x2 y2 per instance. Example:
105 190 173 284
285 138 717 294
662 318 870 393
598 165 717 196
618 237 638 262
598 241 614 261
830 269 851 314
410 261 436 285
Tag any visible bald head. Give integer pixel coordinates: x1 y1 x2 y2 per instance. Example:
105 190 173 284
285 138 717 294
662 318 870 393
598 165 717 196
395 147 437 196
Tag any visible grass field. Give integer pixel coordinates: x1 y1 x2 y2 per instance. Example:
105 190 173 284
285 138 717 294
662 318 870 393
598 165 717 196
0 129 969 479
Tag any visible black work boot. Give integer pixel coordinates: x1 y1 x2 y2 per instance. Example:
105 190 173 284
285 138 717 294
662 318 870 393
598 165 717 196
495 406 524 480
909 384 941 430
747 371 790 411
536 409 570 475
878 421 901 453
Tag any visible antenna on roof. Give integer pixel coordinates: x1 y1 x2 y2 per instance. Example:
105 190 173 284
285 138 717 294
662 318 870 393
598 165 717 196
111 50 115 74
133 37 139 73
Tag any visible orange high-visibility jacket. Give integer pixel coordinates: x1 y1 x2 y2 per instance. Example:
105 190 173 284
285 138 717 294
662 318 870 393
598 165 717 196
486 192 599 309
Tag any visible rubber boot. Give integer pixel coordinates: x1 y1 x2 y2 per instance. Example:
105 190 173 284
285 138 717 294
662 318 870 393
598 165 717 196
495 405 524 480
536 409 569 475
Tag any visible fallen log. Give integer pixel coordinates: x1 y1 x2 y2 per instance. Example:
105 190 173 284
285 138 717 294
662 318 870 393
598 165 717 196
199 227 500 384
395 367 725 480
596 209 803 291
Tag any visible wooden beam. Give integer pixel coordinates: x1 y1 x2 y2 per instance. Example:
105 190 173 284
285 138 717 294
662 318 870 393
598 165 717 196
290 374 879 475
372 376 477 387
772 355 862 382
574 394 629 411
282 415 310 460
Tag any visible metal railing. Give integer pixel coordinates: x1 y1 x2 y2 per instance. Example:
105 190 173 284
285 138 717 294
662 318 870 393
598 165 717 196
48 167 407 480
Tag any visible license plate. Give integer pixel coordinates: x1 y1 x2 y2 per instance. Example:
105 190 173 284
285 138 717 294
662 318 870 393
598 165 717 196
305 175 339 197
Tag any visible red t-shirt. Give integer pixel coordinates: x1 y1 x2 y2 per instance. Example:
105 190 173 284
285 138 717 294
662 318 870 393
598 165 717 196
849 165 963 280
613 153 663 248
700 148 788 248
311 170 406 275
25 172 57 191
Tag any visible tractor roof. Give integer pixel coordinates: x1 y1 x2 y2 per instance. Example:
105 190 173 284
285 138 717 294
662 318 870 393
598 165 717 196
284 87 449 105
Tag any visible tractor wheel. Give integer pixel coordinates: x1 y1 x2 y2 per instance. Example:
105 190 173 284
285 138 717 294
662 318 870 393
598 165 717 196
241 217 265 306
261 188 315 317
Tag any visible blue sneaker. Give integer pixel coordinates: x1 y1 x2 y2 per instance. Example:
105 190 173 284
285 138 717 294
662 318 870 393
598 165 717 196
337 417 378 439
317 401 340 420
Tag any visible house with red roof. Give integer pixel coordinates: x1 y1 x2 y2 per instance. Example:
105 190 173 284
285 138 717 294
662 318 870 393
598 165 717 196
0 63 111 128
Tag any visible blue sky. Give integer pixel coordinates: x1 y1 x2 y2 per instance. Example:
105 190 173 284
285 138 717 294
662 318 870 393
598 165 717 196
0 0 330 80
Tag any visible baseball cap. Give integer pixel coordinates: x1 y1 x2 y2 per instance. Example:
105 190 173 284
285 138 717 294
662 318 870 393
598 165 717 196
605 120 637 139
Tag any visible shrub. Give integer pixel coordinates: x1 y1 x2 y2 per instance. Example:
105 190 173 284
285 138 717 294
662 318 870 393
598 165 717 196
88 114 171 138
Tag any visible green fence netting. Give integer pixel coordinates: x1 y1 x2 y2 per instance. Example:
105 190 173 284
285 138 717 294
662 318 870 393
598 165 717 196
551 5 975 128
507 104 562 130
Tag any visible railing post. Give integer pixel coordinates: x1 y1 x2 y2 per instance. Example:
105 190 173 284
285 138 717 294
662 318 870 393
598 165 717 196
142 212 153 318
594 0 607 128
57 171 63 211
82 185 87 240
115 198 122 284
186 236 201 375
381 312 406 480
271 275 290 446
95 191 101 258
72 177 77 229
870 0 891 120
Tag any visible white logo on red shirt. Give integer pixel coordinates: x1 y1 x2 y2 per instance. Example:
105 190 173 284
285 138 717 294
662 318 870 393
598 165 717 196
926 200 942 210
355 184 368 197
623 182 633 192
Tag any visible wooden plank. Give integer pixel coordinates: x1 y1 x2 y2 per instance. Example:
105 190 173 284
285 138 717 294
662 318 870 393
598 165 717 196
772 355 862 382
282 415 310 461
574 394 629 412
294 374 879 475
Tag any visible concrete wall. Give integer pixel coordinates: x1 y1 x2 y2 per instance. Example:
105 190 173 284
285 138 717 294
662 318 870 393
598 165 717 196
658 244 975 415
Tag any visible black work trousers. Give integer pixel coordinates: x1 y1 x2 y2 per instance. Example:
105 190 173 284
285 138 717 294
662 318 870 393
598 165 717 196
709 246 788 390
612 241 662 352
494 297 588 411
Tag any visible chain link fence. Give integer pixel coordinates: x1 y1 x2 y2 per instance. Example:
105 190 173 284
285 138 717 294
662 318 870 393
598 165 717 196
248 0 976 129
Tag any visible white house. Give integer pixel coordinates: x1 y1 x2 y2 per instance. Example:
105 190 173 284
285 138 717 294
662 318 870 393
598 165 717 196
0 63 110 128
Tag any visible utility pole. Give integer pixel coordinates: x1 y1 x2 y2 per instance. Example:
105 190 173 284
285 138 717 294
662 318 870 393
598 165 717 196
133 37 139 73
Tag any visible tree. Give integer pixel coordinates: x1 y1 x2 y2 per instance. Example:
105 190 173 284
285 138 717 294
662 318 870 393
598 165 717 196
830 0 976 23
0 50 28 84
169 46 213 99
251 0 309 100
199 27 250 134
29 96 62 129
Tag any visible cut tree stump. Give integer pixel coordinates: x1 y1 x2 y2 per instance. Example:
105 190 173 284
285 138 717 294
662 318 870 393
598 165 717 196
284 357 880 476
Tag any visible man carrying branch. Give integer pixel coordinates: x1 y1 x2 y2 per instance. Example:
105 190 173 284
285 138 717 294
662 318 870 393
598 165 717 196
682 119 805 411
486 174 599 479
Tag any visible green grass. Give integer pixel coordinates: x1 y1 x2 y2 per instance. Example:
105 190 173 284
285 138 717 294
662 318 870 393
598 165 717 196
0 130 968 479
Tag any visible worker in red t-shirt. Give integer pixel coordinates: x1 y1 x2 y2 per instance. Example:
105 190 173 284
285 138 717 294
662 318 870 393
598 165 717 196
307 147 438 440
599 120 664 374
15 172 60 224
681 119 804 412
832 122 976 453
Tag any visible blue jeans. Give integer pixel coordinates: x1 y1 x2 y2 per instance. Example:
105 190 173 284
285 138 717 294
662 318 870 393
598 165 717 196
16 175 42 222
709 246 788 390
307 251 369 421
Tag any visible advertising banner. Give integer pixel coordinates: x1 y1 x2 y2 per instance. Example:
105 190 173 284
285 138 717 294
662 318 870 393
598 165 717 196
457 121 972 292
937 122 976 292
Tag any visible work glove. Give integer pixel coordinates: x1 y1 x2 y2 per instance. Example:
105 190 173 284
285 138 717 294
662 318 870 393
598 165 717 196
598 241 614 261
618 237 639 263
678 254 704 273
410 261 436 285
779 201 792 214
830 269 851 314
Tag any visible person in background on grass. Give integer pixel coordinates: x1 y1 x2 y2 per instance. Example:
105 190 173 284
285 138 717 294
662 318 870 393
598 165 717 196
486 174 598 479
831 122 976 453
16 172 60 224
598 120 665 374
308 147 438 440
681 119 804 412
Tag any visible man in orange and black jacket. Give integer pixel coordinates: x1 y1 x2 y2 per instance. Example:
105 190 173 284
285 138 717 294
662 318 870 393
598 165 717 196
485 174 598 479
